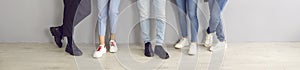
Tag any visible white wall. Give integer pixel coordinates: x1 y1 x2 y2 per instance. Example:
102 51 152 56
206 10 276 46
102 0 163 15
223 0 300 42
0 0 63 42
0 0 299 43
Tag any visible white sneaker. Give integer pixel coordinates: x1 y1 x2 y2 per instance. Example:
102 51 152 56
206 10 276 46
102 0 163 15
109 40 118 53
175 38 189 49
93 45 106 58
204 33 213 47
209 41 227 52
188 43 197 55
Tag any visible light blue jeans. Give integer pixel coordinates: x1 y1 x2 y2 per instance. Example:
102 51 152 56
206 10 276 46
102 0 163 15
97 0 120 36
176 0 199 42
207 0 227 42
137 0 166 45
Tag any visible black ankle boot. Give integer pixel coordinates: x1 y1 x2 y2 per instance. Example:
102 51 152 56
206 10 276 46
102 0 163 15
144 42 154 57
50 26 63 48
65 37 83 56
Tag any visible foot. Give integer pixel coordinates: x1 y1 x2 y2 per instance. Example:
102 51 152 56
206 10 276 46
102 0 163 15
204 33 213 47
174 38 189 49
50 27 63 48
188 43 197 55
109 40 118 53
65 42 83 56
144 42 154 57
154 45 169 59
209 41 227 52
93 45 107 58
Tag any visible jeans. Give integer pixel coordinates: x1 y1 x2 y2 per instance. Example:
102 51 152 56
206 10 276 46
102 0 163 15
207 0 228 42
137 0 166 45
97 0 120 36
176 0 199 42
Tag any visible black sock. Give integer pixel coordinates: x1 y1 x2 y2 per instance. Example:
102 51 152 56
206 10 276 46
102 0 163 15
144 42 154 57
154 45 169 59
65 36 83 56
67 36 73 46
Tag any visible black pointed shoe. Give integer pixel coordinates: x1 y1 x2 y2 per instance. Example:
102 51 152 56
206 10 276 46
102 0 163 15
144 42 154 57
65 41 83 56
50 26 63 48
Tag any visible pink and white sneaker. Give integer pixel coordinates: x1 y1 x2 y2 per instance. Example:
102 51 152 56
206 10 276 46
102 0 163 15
109 40 118 53
93 45 106 58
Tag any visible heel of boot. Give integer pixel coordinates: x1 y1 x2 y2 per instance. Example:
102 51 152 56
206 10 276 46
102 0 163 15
50 27 62 36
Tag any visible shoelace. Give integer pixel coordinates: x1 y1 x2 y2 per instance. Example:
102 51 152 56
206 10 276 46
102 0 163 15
180 39 186 44
110 42 115 47
97 45 105 51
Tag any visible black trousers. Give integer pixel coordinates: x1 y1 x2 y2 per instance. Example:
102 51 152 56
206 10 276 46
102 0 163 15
61 0 91 37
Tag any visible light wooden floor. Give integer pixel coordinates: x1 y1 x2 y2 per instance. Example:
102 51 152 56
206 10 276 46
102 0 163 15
0 42 299 70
